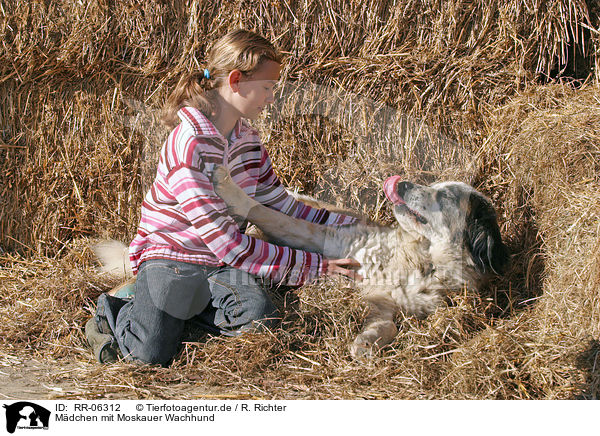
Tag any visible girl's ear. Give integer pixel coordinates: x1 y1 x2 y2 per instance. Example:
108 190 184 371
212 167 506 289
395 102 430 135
228 69 243 92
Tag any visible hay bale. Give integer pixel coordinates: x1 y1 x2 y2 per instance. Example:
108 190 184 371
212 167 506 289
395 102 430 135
441 84 600 399
1 0 597 254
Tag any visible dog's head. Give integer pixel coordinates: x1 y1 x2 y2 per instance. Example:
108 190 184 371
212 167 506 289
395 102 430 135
384 176 510 278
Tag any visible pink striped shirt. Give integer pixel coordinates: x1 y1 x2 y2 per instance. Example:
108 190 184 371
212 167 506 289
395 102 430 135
129 107 355 286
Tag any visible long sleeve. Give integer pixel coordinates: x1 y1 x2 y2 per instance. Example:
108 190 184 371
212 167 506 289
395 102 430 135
130 106 335 283
254 146 357 226
166 161 326 286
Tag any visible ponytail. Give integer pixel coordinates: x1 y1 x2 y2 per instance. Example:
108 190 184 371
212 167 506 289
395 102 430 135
161 71 217 129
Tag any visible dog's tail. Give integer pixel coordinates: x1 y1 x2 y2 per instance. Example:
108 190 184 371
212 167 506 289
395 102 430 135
92 240 133 279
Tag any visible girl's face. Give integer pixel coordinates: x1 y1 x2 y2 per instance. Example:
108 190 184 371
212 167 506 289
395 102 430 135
230 60 281 120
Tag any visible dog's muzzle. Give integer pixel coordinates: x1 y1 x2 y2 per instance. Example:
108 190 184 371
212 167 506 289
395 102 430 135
383 176 427 224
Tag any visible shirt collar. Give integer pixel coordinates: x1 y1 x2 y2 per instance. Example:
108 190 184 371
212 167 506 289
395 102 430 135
177 106 249 144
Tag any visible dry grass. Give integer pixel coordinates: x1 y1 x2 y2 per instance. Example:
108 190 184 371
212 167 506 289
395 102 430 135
1 1 599 399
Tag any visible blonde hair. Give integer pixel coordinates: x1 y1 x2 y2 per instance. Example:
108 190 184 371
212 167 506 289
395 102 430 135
161 29 283 128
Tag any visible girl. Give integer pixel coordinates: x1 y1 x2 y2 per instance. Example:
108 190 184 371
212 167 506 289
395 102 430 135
86 29 361 366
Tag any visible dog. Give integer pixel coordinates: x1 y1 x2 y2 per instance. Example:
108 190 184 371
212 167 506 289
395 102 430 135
211 166 509 357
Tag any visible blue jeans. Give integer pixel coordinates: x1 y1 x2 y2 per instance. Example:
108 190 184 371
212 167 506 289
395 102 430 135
95 259 280 366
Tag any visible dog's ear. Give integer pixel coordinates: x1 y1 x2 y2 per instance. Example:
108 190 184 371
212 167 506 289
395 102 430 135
465 193 510 275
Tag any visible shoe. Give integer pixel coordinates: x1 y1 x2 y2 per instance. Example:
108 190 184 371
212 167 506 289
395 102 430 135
85 317 121 364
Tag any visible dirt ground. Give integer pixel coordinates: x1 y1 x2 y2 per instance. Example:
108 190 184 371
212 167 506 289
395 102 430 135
0 356 88 400
0 355 260 400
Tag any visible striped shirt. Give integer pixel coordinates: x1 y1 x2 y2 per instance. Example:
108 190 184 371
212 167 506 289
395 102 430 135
129 106 356 286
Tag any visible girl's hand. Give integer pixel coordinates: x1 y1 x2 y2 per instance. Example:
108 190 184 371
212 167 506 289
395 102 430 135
325 258 363 282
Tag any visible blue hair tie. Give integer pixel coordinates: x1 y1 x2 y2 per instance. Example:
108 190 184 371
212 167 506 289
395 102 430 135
203 68 211 80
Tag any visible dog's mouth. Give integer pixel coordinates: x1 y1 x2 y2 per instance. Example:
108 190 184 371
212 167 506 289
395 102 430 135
383 176 428 225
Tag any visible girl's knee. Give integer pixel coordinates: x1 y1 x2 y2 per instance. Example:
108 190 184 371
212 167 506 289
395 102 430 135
246 290 277 315
241 296 280 328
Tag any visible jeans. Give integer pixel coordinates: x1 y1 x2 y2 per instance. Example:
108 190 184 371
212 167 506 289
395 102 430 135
95 259 280 366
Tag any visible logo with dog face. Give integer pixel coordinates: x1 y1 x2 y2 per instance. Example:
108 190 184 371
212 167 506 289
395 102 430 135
3 402 50 433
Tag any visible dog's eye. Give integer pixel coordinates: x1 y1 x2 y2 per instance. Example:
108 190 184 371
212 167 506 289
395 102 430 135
435 191 448 203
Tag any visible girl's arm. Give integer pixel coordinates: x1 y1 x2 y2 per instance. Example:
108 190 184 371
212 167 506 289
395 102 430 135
166 160 326 286
254 146 357 226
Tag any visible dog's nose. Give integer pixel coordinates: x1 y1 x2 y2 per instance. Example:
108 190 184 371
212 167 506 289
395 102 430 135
397 181 413 197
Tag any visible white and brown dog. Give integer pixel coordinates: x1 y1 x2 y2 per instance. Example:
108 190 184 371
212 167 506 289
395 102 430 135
211 166 509 357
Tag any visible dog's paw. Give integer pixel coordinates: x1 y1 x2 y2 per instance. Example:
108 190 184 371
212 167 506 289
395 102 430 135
211 165 240 205
349 334 378 359
211 165 231 193
210 165 254 219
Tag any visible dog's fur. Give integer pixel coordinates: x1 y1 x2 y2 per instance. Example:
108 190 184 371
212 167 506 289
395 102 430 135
211 166 509 357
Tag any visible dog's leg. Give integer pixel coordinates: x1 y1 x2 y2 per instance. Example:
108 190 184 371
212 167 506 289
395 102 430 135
350 294 398 358
212 165 333 255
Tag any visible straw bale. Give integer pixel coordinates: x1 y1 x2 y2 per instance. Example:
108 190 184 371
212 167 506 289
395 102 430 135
440 84 600 399
1 0 597 254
